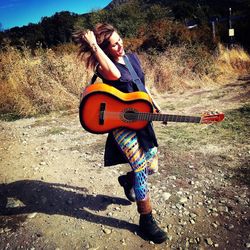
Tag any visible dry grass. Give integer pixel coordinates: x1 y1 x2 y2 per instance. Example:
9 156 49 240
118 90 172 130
215 44 250 82
140 45 208 92
140 43 250 94
0 43 249 118
0 45 89 118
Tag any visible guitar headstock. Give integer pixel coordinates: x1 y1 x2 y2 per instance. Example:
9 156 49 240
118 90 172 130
201 111 225 124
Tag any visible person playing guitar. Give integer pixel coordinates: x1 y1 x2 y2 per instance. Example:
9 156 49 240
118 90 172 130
74 23 168 244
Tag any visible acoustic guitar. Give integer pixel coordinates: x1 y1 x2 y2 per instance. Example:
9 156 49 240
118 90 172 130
79 83 224 134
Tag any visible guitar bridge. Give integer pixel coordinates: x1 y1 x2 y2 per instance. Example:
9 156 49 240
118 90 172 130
99 103 106 125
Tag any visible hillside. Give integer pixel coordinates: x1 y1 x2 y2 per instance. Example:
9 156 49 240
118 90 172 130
106 0 250 17
0 0 249 50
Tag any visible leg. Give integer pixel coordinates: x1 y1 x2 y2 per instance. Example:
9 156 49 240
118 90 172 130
113 128 168 244
145 147 158 175
113 128 149 201
134 164 168 244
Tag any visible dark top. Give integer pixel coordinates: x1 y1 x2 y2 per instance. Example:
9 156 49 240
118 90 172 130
97 53 158 166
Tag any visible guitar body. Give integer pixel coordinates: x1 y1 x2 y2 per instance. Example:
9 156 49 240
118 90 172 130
79 83 153 134
79 83 224 134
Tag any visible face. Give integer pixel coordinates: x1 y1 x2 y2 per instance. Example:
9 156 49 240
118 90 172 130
106 31 125 60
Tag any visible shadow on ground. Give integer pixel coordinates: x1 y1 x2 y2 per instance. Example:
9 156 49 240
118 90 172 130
0 180 137 233
232 163 250 187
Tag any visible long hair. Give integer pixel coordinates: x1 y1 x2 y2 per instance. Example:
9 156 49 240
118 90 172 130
73 23 116 70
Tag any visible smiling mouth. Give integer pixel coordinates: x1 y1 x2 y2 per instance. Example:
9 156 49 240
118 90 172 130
118 48 124 54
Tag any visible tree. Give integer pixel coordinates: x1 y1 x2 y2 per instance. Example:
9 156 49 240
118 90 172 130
41 11 77 47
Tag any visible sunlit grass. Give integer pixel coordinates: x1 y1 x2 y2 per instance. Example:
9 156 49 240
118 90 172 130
0 43 249 118
0 45 88 117
157 103 250 152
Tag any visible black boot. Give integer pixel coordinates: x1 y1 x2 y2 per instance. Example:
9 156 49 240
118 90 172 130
139 212 168 244
118 171 136 202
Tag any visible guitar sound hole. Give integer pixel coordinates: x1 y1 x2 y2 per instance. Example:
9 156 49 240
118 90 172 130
122 108 138 122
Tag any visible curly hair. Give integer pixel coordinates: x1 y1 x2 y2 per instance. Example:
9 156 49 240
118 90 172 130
73 23 116 70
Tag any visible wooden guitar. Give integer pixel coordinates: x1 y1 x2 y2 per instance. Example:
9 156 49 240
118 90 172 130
79 83 225 134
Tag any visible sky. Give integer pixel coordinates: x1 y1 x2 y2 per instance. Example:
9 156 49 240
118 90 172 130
0 0 112 30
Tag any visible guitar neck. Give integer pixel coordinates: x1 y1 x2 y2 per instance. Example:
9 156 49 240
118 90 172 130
137 112 201 123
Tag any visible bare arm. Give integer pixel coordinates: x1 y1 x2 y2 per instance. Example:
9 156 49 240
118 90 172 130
145 87 168 124
82 30 121 80
145 87 161 113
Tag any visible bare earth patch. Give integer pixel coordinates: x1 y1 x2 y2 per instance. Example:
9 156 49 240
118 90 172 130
0 76 249 250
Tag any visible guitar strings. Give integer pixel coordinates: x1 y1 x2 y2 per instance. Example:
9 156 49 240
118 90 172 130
102 111 201 123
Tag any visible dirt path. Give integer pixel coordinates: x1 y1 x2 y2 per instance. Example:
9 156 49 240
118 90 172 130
0 76 249 250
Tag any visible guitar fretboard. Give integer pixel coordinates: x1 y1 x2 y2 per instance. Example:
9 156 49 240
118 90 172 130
131 112 201 123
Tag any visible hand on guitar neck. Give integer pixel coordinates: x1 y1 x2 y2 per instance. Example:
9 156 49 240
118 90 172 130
146 87 167 125
154 109 168 125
